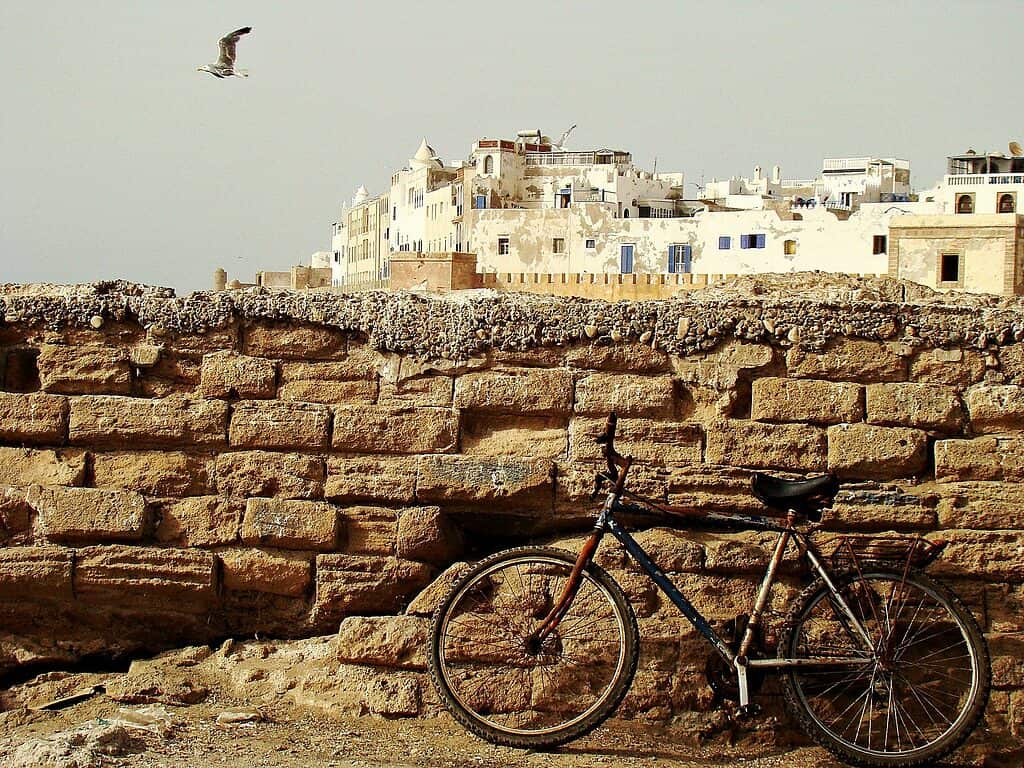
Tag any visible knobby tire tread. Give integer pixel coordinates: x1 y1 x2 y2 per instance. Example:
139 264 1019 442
427 546 640 750
778 568 990 768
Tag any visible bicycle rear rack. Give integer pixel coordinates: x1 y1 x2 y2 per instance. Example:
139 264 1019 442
828 534 946 573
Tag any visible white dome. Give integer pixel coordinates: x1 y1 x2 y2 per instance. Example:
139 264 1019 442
352 185 369 206
410 138 441 169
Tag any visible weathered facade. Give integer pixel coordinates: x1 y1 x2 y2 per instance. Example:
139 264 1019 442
2 279 1021 751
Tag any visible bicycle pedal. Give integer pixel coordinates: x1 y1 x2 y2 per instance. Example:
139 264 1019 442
735 703 762 721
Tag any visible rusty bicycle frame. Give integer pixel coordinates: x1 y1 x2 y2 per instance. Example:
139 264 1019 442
530 412 885 713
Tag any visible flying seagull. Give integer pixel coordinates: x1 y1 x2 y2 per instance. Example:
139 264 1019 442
197 27 252 78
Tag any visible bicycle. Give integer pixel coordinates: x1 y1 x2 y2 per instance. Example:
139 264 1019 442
427 413 992 768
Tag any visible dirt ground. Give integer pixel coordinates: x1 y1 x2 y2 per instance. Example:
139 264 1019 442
0 691 839 768
0 640 1011 768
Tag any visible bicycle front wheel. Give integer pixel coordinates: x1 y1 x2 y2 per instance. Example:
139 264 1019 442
779 569 990 768
428 546 639 749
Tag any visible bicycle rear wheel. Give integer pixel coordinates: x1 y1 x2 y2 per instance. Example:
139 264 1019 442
428 546 639 749
779 569 990 768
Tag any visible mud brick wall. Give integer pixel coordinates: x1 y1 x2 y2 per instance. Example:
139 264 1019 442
0 281 1021 744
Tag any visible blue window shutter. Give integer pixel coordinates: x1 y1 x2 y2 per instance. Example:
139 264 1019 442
621 245 634 274
682 245 692 273
475 195 486 210
719 236 730 250
668 245 677 273
756 234 766 249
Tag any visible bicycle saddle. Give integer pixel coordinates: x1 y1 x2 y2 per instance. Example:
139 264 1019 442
750 472 840 522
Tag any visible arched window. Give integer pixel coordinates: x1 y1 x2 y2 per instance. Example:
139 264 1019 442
623 209 629 218
784 239 797 256
999 193 1016 213
483 155 494 174
956 194 974 214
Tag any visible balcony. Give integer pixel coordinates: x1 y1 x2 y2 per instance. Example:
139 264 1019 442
946 173 1024 186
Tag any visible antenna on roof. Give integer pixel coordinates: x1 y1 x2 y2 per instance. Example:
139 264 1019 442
1011 141 1023 157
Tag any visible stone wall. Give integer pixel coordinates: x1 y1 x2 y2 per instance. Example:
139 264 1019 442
0 278 1021 745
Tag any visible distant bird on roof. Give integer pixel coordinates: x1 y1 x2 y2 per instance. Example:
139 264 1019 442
197 27 252 78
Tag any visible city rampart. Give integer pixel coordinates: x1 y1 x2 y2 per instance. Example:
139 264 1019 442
0 277 1021 749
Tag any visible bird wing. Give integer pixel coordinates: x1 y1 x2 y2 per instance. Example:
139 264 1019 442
216 27 252 67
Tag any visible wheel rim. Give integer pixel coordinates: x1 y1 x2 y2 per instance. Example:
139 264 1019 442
789 572 981 758
437 555 628 737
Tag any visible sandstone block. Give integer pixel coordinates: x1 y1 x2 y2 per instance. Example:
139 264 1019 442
0 447 85 487
155 496 243 547
378 376 452 407
339 506 397 556
0 392 69 444
866 382 964 432
135 354 202 398
787 340 906 383
705 419 826 471
336 615 429 669
397 506 463 564
699 531 775 573
827 424 927 480
363 675 421 717
0 546 73 600
416 455 554 508
219 548 312 597
996 343 1024 386
74 545 216 609
214 451 325 500
229 401 330 450
965 385 1024 434
663 466 763 517
199 351 277 399
563 343 671 373
751 377 863 425
314 554 434 621
909 347 985 388
69 395 229 449
929 530 1024 582
405 562 471 616
27 485 148 542
279 379 378 405
934 436 1024 482
243 322 347 359
92 451 213 496
242 498 338 551
332 406 457 454
937 483 1024 530
324 456 416 504
148 324 240 356
825 488 936 531
454 369 573 415
0 486 31 543
460 414 567 459
574 373 675 418
570 417 702 465
37 344 131 394
989 634 1024 689
628 528 703 572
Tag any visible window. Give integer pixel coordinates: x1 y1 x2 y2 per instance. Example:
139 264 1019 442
483 155 494 174
740 234 765 249
497 237 510 255
999 193 1016 213
620 245 634 274
784 239 797 256
940 253 961 284
623 209 629 218
474 195 487 210
956 194 974 214
719 236 731 250
585 239 596 249
552 238 565 254
668 244 691 274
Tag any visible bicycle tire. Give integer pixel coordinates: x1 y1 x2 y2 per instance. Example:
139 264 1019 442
779 568 990 768
428 546 639 749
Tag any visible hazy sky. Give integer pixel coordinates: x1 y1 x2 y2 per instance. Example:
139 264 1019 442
2 1 1022 294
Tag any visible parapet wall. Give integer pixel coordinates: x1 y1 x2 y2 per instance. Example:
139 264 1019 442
0 277 1021 746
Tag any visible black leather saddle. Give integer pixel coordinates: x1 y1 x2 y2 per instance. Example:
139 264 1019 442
750 472 840 522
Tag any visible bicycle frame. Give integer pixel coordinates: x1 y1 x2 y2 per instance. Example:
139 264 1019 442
534 416 879 710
